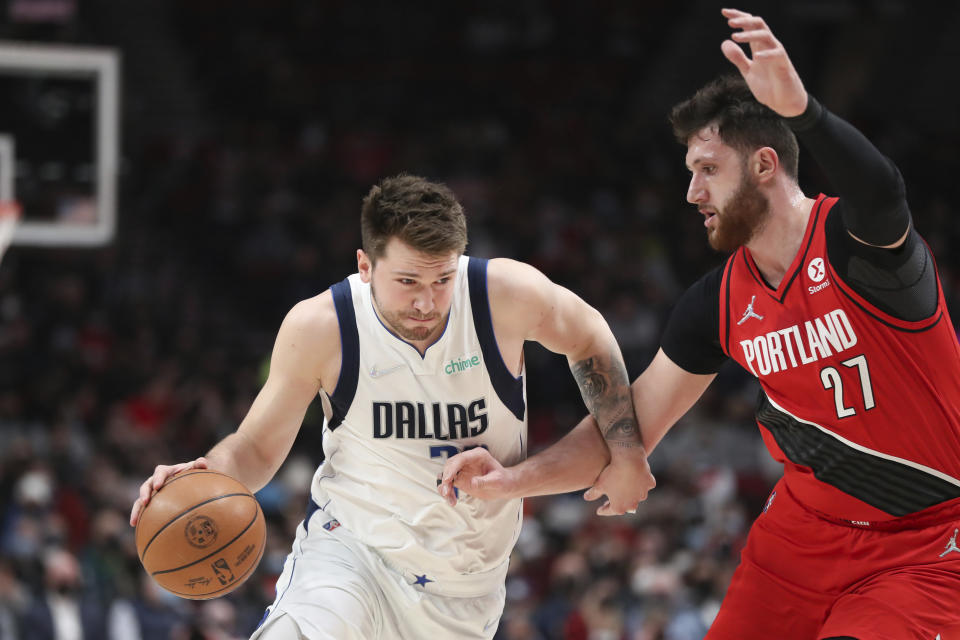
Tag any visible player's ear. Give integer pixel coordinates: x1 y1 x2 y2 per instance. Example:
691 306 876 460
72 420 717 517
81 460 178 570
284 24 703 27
752 147 779 183
358 249 373 283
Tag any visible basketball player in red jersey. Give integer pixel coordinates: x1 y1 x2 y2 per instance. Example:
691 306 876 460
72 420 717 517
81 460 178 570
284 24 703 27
440 8 960 639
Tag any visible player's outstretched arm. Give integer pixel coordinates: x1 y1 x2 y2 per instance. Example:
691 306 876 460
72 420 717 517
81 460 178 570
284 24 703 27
483 258 655 515
623 349 716 455
721 8 911 250
130 293 337 527
439 414 609 505
439 349 715 510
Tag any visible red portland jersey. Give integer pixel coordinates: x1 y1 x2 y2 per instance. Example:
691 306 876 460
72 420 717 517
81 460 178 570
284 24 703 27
719 194 960 522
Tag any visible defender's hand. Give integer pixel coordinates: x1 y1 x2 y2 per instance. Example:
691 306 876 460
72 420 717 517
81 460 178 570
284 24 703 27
583 448 656 516
720 8 807 117
129 457 209 527
438 448 516 507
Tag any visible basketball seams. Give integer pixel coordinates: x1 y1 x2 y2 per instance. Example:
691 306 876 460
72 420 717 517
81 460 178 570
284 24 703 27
150 504 262 576
135 469 242 550
139 492 254 562
157 517 267 599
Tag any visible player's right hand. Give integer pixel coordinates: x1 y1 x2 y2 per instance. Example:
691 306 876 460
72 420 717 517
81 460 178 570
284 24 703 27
129 457 208 527
438 448 517 506
720 8 807 118
583 446 656 516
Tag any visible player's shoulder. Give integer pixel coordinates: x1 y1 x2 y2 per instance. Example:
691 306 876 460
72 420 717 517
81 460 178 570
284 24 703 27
668 263 725 327
662 263 728 375
481 257 559 344
683 262 725 301
484 257 551 297
280 289 340 347
485 256 537 277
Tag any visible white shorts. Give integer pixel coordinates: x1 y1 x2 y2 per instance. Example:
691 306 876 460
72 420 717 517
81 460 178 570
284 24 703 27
249 509 506 640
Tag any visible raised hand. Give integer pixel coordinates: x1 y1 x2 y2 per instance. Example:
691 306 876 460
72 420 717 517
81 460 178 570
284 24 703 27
720 8 808 117
129 457 209 526
438 448 516 507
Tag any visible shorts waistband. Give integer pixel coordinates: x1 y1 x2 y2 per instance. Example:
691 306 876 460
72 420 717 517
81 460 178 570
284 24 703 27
781 481 960 531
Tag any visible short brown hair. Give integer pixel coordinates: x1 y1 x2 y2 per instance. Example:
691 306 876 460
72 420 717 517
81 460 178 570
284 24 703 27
360 174 468 262
669 75 799 180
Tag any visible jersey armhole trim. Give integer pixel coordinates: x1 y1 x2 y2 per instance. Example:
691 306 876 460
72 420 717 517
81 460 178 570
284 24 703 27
825 251 944 333
719 253 737 357
467 257 526 422
329 278 360 429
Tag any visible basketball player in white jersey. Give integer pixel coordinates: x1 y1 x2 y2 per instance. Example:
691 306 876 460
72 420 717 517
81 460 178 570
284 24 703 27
129 174 656 639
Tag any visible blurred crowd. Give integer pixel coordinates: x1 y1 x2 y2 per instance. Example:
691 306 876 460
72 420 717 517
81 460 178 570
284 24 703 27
1 1 959 639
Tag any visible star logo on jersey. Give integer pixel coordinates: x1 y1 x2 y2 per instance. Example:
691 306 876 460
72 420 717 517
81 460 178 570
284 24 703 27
412 573 433 587
939 528 960 557
807 257 826 283
369 362 406 378
737 295 763 325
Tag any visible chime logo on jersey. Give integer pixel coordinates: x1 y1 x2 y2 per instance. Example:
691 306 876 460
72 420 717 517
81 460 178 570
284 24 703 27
373 398 488 439
739 308 858 376
444 352 481 375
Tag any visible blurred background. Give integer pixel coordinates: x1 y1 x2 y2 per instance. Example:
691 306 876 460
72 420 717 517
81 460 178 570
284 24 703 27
1 1 959 638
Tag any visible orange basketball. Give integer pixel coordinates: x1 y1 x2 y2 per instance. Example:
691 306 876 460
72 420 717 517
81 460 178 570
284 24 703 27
136 469 266 600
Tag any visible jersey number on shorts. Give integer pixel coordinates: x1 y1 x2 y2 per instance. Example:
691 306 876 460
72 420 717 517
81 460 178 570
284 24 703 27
819 354 875 419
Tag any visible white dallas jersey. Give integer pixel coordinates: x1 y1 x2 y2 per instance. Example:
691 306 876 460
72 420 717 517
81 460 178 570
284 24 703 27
310 256 527 590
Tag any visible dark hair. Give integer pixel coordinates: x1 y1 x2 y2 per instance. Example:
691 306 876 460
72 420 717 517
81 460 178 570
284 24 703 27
669 75 799 180
360 174 468 262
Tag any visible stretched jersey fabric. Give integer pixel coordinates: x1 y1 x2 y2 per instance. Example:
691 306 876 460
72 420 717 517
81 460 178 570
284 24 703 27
309 255 527 595
718 194 960 523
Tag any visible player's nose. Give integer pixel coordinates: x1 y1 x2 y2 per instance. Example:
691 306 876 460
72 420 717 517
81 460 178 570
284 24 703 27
687 175 706 204
413 291 435 314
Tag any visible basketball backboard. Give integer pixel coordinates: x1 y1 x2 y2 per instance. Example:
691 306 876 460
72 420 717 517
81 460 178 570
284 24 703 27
0 42 119 246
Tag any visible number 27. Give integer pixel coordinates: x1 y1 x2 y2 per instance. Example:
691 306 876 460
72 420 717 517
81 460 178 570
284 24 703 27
820 354 875 418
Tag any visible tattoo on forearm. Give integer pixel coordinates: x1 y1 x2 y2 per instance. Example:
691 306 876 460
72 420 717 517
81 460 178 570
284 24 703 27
571 349 643 447
610 440 645 449
572 357 608 399
605 417 639 440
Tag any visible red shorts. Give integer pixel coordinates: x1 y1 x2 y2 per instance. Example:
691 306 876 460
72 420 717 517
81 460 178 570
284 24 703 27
706 479 960 640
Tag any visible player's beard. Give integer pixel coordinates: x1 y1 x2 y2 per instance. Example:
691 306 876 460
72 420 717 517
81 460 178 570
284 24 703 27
708 174 770 252
371 286 446 343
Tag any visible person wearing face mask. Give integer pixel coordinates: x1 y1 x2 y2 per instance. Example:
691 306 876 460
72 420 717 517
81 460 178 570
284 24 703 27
21 548 105 640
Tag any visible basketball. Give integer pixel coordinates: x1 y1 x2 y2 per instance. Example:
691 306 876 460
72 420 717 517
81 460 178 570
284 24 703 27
135 469 266 600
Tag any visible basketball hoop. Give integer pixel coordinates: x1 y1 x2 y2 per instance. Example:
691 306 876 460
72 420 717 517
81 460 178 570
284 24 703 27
0 201 21 262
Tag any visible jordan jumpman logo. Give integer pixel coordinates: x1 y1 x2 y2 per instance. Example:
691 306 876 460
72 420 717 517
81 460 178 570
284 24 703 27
939 528 960 557
737 295 764 325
